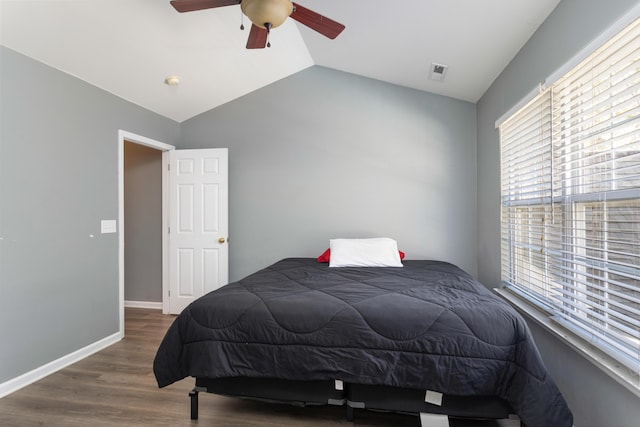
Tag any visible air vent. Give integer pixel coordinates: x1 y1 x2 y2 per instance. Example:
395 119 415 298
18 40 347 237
429 63 448 82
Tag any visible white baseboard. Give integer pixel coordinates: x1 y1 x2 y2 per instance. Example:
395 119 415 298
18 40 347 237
124 300 162 310
0 331 122 399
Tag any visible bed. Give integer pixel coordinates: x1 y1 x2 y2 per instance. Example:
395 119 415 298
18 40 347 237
153 253 573 427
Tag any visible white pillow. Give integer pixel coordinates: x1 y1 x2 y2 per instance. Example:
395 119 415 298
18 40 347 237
329 238 403 268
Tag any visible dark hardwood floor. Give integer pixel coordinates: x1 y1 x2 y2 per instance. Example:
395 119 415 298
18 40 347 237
0 308 518 427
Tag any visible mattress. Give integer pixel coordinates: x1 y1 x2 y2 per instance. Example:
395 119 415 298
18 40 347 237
153 258 572 427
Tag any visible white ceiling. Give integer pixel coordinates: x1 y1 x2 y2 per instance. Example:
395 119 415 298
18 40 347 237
0 0 561 123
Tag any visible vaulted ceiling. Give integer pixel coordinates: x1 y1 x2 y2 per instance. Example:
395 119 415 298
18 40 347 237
0 0 561 122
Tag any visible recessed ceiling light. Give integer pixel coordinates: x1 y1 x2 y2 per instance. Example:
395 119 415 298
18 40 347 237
164 75 180 86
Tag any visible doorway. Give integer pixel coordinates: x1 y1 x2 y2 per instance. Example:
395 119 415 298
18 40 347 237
118 130 175 336
124 141 163 308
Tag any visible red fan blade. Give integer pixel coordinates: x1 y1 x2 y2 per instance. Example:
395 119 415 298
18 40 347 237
246 24 268 49
170 0 239 13
290 3 345 39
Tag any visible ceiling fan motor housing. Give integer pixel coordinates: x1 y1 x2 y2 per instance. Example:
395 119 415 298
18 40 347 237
241 0 293 29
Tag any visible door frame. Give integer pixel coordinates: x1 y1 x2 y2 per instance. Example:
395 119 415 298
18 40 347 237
118 130 175 334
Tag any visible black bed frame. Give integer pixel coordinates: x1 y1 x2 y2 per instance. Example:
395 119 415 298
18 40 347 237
188 377 518 425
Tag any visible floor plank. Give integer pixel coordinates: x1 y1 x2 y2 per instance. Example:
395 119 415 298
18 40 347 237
0 308 517 427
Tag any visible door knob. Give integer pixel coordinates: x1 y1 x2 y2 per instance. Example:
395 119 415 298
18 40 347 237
218 237 226 244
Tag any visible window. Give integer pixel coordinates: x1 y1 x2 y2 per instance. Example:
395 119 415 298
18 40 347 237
500 17 640 374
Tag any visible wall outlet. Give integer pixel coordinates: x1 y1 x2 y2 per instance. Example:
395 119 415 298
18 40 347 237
101 220 117 234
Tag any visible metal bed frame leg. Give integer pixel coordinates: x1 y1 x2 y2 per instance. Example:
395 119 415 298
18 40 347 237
346 405 354 422
189 388 199 420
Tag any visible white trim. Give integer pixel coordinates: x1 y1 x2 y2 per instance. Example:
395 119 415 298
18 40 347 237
0 332 121 399
494 84 542 129
494 287 640 398
119 130 174 152
496 3 640 129
543 3 640 89
124 300 163 310
117 130 175 335
162 150 171 314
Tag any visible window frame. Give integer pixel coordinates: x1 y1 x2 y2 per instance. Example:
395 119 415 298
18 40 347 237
497 10 640 396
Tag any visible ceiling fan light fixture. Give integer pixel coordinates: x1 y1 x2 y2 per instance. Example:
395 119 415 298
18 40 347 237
169 0 344 49
241 0 293 30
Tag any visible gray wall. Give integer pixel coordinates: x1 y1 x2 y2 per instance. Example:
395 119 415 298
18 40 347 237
180 66 478 282
476 0 640 425
0 47 477 388
0 46 180 383
124 142 163 303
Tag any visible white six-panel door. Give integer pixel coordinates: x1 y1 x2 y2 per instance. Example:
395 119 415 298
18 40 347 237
168 148 228 314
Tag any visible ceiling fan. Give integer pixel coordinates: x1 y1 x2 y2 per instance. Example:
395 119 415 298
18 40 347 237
170 0 345 49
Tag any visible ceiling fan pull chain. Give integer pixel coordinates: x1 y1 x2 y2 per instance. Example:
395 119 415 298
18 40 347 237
265 22 272 48
240 7 245 30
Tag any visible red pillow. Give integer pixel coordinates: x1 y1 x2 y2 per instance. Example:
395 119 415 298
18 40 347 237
317 248 405 263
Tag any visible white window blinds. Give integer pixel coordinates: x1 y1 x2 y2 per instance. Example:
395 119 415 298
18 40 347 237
500 90 554 300
500 17 640 372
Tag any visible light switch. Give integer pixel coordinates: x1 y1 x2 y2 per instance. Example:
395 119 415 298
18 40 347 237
101 219 117 234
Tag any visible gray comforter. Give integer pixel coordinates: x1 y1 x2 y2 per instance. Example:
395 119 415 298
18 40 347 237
153 258 572 427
